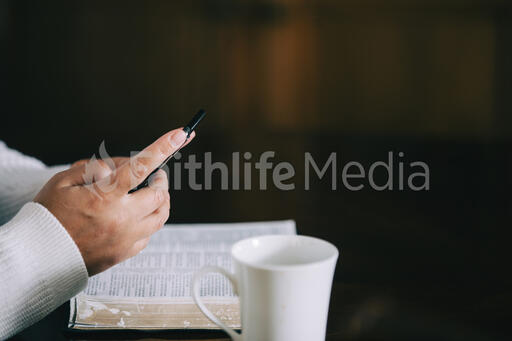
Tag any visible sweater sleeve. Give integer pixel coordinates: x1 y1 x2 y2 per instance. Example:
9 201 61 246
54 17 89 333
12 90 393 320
0 142 89 340
0 141 70 225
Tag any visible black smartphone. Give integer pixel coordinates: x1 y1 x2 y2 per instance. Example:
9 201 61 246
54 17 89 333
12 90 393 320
128 109 206 193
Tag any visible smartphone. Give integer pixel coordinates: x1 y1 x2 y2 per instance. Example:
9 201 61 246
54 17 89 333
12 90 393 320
128 109 206 193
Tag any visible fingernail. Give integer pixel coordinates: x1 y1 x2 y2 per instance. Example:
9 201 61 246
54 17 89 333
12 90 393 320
169 130 187 148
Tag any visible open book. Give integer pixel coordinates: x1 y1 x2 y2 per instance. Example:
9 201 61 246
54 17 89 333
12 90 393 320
68 220 296 330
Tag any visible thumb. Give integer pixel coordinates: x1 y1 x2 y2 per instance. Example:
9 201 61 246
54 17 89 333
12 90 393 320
113 128 195 193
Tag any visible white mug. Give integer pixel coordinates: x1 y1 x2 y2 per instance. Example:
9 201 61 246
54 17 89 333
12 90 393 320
192 235 339 341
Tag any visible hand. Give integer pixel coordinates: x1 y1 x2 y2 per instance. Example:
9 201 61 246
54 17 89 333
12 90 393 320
70 156 129 169
34 128 195 276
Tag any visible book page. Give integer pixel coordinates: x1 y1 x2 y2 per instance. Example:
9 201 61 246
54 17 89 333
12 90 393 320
70 220 296 330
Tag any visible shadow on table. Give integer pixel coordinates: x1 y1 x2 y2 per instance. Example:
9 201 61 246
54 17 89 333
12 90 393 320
9 282 508 341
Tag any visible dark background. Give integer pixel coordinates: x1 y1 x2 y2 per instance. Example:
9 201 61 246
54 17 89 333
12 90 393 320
1 0 511 340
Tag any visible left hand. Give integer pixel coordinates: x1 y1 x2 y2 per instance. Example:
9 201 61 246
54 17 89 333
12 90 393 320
71 157 129 170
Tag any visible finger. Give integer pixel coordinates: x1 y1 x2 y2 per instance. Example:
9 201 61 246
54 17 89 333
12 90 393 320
137 202 169 239
180 131 196 149
147 169 169 191
113 128 194 193
73 157 128 169
127 172 169 217
57 159 113 187
111 157 129 168
128 237 151 258
71 159 88 168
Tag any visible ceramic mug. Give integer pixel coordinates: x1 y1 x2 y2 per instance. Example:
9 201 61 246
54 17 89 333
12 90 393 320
192 235 339 341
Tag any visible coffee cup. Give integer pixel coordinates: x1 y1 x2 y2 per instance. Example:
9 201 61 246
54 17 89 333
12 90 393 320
192 235 339 341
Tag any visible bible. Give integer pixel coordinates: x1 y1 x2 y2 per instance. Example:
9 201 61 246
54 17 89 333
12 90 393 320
68 220 296 330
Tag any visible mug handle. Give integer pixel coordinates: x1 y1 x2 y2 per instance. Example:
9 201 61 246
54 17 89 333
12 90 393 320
192 266 242 341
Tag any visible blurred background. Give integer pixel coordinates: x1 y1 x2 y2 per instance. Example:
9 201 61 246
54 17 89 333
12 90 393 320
1 0 511 340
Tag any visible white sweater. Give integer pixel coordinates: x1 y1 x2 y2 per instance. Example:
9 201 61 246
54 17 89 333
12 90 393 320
0 141 89 340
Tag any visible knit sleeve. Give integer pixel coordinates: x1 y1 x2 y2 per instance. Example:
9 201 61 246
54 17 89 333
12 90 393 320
0 141 69 225
0 203 89 340
0 142 89 339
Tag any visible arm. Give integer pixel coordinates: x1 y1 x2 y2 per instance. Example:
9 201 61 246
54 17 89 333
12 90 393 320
0 203 89 340
0 141 88 339
0 141 69 225
0 129 190 338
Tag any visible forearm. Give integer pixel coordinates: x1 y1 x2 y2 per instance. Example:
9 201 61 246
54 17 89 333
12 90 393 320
0 141 69 224
0 203 88 340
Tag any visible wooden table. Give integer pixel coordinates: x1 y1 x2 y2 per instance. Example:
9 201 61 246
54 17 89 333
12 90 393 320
11 277 508 341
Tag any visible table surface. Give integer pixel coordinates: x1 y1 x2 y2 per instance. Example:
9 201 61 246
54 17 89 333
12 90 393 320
10 278 509 341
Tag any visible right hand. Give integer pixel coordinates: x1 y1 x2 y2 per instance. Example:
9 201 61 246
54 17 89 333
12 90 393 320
34 128 195 276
